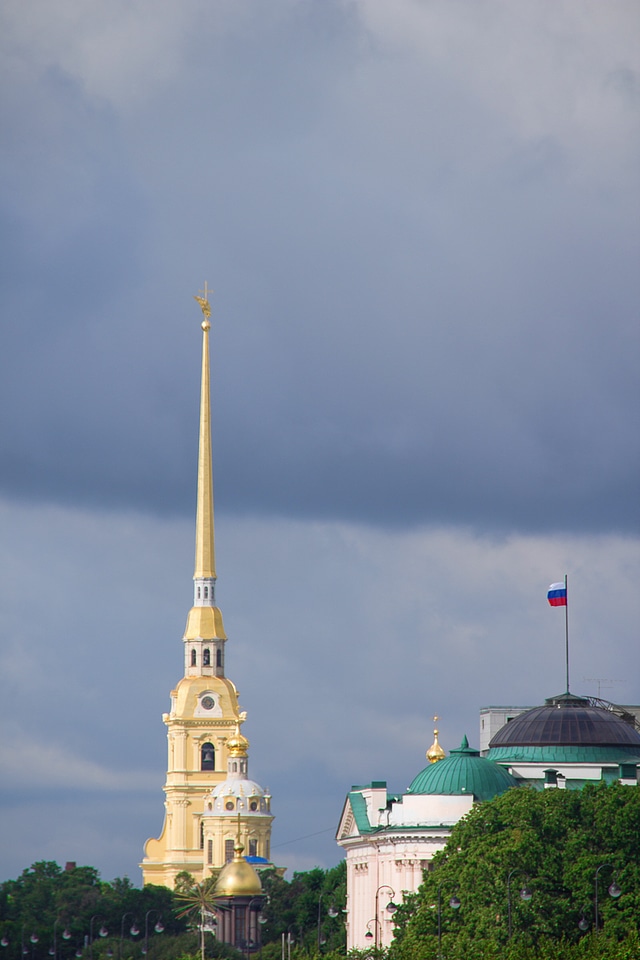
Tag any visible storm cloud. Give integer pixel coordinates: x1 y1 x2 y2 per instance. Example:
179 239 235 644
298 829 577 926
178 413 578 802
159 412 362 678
0 0 638 882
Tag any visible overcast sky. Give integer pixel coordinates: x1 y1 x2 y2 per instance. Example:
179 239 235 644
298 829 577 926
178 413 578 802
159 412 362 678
1 0 639 884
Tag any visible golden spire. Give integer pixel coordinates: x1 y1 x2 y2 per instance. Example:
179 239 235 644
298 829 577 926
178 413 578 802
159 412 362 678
426 714 446 763
193 284 215 580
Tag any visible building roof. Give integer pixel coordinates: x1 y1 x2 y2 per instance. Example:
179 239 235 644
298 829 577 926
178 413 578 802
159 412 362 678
407 736 519 802
488 693 640 750
213 841 262 898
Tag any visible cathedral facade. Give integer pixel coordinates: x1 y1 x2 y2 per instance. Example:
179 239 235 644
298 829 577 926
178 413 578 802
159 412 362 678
141 293 274 887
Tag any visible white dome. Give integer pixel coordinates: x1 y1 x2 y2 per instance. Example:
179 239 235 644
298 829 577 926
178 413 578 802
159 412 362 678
204 777 271 817
211 778 265 799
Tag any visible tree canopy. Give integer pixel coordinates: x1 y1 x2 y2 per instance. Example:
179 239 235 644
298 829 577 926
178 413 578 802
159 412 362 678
0 860 346 960
389 782 640 960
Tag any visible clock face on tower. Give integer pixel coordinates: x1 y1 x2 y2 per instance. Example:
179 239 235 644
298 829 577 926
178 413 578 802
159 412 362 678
201 696 215 710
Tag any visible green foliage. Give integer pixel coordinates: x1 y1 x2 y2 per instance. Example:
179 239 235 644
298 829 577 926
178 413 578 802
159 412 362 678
0 864 185 960
389 783 640 960
258 860 346 953
0 862 346 960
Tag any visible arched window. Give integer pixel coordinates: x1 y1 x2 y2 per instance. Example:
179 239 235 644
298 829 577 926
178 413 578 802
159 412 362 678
200 821 204 849
197 586 201 599
201 742 215 771
216 648 222 667
191 649 197 666
204 586 209 599
203 648 211 666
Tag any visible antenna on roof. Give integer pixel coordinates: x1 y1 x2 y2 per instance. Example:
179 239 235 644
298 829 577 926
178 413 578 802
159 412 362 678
583 679 621 699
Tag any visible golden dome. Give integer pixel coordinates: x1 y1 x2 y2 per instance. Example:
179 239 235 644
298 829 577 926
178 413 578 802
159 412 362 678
226 722 249 758
213 840 262 898
427 715 446 763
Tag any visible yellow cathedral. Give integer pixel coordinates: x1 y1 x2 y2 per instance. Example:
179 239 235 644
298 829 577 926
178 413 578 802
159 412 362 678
141 291 274 888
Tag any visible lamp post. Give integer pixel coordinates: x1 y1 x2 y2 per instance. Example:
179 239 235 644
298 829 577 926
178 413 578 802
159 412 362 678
316 895 339 951
506 869 532 940
50 920 72 960
22 925 39 960
372 885 397 949
364 918 380 949
142 913 163 958
594 864 622 934
88 919 108 960
436 888 461 960
118 914 140 960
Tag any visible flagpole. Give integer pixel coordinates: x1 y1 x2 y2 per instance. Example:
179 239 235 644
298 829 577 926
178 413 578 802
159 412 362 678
564 574 569 693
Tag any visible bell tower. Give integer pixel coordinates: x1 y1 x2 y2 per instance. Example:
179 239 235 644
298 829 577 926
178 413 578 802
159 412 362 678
141 289 267 887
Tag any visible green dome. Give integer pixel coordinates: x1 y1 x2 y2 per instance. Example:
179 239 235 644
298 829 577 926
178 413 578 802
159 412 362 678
407 735 519 803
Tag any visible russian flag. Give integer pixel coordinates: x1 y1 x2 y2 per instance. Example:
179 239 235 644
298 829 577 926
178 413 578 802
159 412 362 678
547 582 567 607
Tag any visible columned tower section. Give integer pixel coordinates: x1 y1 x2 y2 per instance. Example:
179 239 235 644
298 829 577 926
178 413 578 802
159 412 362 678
141 291 254 888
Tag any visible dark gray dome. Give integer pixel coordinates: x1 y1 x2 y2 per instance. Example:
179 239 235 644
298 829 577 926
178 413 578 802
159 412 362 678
489 693 640 749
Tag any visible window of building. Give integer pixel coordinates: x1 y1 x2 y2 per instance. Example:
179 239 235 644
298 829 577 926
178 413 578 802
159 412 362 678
248 839 257 857
191 649 197 666
225 839 234 862
204 586 209 598
207 840 213 864
201 742 215 771
200 821 204 849
203 648 211 666
216 648 222 668
235 907 246 942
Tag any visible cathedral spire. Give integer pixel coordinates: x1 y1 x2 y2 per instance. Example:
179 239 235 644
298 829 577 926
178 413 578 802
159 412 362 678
194 286 216 581
183 286 227 655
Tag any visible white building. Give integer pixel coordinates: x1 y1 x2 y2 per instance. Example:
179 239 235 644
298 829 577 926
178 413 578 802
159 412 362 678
336 733 518 950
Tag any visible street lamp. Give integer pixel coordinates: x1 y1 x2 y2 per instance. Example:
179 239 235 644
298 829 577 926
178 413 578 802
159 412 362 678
88 918 108 960
372 885 397 950
142 913 163 958
316 894 339 951
436 888 461 960
118 914 140 960
506 869 532 940
50 920 72 960
595 864 622 934
22 925 39 960
364 918 380 946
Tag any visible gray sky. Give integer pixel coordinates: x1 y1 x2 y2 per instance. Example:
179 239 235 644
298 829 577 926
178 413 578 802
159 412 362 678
1 0 639 882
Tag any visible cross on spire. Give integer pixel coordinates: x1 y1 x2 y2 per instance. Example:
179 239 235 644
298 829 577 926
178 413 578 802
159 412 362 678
194 281 212 322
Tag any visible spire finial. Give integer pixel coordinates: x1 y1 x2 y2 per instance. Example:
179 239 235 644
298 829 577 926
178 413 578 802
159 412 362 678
194 282 212 328
427 714 446 763
193 285 216 580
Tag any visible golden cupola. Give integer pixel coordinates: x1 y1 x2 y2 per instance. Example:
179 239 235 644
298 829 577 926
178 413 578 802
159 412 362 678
226 723 250 758
427 715 446 763
213 837 263 898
